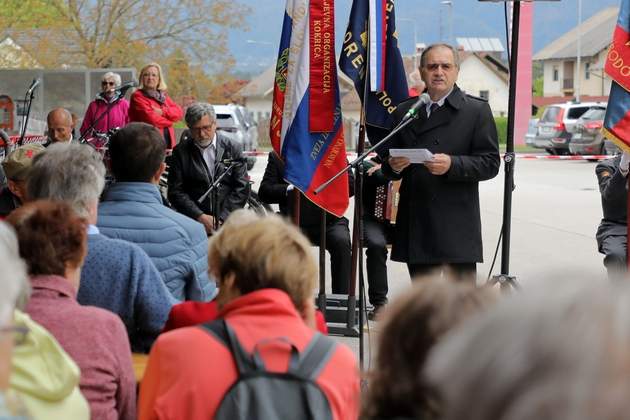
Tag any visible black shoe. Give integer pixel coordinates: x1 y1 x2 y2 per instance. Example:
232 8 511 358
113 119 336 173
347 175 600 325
367 304 385 321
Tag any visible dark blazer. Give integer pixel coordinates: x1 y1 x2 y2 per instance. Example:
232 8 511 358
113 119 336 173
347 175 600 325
596 156 627 241
167 133 248 222
380 85 500 264
258 151 354 228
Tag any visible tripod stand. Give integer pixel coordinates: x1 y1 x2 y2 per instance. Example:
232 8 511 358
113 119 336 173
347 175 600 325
197 160 239 232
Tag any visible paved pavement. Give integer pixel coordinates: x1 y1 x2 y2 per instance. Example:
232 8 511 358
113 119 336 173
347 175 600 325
247 154 609 363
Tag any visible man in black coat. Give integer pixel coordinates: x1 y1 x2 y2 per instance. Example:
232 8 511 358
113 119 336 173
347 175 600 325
168 102 249 234
258 151 353 294
381 43 500 280
596 153 629 279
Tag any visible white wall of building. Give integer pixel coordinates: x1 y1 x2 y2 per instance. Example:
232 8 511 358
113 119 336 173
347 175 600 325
243 97 272 123
542 59 564 96
541 51 611 97
457 56 509 117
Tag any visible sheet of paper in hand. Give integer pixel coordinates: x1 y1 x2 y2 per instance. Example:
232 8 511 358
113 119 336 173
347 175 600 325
389 148 434 163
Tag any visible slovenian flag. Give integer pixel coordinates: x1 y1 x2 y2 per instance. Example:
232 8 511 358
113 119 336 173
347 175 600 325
269 0 349 217
603 0 630 152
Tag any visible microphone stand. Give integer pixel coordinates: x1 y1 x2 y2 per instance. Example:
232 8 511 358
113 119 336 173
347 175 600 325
19 81 38 146
314 114 419 195
77 90 129 144
197 161 239 231
314 112 420 370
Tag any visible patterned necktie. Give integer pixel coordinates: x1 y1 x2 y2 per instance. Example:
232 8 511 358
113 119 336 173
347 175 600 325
429 102 439 118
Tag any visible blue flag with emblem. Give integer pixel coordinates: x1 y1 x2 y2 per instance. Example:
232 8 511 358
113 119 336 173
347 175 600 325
339 0 409 129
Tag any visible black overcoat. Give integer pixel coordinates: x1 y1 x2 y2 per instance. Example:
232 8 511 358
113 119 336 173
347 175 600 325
380 85 500 264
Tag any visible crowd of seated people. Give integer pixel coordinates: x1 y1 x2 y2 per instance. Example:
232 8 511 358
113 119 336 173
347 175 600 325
4 61 630 420
2 182 630 418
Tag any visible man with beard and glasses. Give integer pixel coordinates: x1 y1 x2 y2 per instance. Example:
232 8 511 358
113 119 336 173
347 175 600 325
168 103 248 235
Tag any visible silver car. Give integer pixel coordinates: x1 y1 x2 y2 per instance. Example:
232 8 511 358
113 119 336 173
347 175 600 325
568 106 607 155
532 102 603 155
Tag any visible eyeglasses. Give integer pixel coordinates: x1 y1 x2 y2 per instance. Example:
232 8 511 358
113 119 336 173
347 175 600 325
0 325 29 346
101 81 116 86
425 63 455 71
191 124 215 134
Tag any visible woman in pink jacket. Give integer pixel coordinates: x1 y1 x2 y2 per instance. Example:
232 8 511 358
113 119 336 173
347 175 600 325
80 72 130 138
128 63 183 149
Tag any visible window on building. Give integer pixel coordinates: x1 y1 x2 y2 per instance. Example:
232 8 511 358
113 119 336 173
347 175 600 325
479 90 489 101
553 66 559 82
585 62 591 80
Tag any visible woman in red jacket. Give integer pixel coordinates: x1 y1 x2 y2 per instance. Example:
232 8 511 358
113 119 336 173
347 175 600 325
129 63 183 149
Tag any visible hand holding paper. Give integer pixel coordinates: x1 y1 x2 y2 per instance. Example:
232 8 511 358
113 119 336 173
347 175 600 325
389 148 434 163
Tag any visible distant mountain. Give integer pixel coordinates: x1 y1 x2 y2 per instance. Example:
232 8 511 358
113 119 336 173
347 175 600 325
227 0 620 77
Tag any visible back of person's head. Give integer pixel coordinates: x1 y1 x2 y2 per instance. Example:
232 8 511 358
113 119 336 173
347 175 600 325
363 278 496 419
426 278 630 420
109 122 165 182
27 143 105 218
6 200 87 277
209 210 317 312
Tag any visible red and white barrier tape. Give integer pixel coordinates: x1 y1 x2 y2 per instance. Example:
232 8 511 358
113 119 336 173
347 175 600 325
516 154 611 161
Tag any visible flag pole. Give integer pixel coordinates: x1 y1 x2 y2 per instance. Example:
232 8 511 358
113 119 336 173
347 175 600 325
348 17 373 372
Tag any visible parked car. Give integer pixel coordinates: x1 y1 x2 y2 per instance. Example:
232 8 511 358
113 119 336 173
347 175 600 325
235 105 258 151
568 106 607 155
214 104 257 152
532 102 604 155
524 118 539 147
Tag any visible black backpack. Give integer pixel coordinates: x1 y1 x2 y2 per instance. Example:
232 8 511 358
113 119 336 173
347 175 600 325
201 319 337 420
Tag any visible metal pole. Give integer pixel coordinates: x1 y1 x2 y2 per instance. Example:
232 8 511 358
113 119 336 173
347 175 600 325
448 2 453 45
501 1 520 275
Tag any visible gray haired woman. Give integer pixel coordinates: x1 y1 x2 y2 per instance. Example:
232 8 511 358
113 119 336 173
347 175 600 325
79 71 130 138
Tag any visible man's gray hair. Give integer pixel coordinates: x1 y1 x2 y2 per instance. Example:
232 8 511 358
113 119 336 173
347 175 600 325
185 102 216 128
426 278 630 420
102 71 122 87
27 143 105 218
0 222 29 325
420 43 460 69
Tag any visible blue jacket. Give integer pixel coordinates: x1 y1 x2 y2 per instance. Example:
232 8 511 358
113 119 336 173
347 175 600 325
97 182 214 301
79 232 176 353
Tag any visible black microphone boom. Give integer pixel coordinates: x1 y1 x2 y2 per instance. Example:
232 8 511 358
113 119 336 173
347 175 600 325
26 79 40 95
115 81 138 95
220 157 248 165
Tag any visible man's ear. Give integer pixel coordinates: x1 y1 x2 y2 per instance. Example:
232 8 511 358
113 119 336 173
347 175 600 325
152 162 166 184
7 180 21 200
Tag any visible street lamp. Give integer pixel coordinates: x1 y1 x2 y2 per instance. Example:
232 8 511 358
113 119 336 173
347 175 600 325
441 0 453 44
398 17 418 67
397 18 418 54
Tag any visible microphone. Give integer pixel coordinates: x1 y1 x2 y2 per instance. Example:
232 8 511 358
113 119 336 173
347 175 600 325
220 157 249 165
26 79 40 95
401 93 431 122
114 81 138 95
